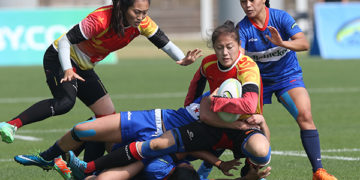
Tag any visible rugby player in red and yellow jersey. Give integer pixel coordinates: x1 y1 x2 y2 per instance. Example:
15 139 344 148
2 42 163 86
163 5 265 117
183 20 267 179
0 0 202 174
185 21 263 127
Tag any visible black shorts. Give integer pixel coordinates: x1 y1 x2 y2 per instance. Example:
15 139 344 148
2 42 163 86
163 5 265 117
43 45 108 106
177 121 263 159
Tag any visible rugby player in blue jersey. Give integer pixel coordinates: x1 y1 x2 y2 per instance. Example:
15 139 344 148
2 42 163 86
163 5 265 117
235 0 336 179
14 91 269 180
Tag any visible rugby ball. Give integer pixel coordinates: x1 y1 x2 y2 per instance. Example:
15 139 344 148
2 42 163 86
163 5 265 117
217 78 242 122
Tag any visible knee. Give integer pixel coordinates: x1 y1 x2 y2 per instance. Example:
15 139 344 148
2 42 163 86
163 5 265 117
297 110 313 123
53 96 76 115
243 133 271 166
71 121 96 141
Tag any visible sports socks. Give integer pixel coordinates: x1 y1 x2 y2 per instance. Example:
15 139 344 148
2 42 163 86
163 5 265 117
7 118 23 128
301 130 323 172
7 100 54 128
40 142 65 161
86 142 139 173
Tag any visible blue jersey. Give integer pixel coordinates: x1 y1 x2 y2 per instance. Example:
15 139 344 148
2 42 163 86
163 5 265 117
237 8 303 85
163 91 210 131
117 91 210 146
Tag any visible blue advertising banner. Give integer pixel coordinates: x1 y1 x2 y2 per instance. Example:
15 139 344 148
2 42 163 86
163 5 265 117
0 8 116 66
314 2 360 59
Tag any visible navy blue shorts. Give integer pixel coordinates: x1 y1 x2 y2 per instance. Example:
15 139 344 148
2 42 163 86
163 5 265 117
263 75 305 104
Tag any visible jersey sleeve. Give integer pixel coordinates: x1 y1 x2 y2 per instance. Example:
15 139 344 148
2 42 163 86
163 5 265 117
210 85 259 114
79 9 110 40
184 65 207 107
66 24 87 44
280 10 302 38
139 16 159 38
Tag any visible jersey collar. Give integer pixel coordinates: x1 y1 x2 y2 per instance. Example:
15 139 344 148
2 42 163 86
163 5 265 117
217 50 242 72
249 7 269 31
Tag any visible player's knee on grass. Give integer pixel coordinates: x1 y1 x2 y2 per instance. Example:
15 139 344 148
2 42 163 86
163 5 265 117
243 133 271 166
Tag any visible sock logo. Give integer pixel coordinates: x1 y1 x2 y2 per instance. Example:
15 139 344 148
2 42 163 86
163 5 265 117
125 145 131 160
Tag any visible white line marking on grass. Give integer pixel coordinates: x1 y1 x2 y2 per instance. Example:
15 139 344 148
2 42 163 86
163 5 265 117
222 149 360 161
16 129 69 134
271 150 360 161
1 87 359 104
0 92 186 104
0 159 12 162
321 148 360 152
14 135 42 141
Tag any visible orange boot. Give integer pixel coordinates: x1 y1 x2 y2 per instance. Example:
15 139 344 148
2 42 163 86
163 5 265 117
313 168 337 180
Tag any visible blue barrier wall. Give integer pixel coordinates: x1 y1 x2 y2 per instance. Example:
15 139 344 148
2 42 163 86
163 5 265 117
314 2 360 59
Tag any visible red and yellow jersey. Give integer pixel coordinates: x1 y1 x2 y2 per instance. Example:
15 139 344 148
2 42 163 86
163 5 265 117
53 5 159 70
185 52 263 119
201 54 260 92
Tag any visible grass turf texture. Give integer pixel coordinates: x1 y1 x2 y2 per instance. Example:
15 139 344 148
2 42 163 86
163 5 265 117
0 39 359 179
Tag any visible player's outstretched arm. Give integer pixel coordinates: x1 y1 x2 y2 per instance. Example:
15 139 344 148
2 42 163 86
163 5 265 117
265 26 309 52
189 151 241 176
176 48 203 66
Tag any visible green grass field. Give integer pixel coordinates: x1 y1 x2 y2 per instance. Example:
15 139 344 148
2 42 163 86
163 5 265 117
0 40 359 179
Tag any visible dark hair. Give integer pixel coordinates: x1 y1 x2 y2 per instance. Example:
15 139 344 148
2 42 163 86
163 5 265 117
167 167 200 180
265 0 270 8
110 0 151 36
211 20 240 45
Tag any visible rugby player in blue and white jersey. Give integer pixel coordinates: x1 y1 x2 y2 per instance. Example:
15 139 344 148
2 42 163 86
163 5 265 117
236 0 336 179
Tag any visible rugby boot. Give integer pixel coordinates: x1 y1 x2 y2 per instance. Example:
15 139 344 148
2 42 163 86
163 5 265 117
65 151 86 180
313 168 337 180
0 122 17 143
14 153 54 170
54 156 72 180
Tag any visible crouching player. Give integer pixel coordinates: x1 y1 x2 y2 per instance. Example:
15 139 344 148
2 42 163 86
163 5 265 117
60 117 271 179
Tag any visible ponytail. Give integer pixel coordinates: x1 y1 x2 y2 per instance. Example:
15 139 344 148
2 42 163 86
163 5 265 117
265 0 270 8
110 0 126 36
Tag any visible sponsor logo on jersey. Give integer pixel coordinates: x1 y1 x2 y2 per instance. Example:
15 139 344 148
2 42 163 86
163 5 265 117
246 46 290 62
248 38 258 42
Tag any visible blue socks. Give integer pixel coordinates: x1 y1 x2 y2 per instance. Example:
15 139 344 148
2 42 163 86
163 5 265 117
301 130 323 172
40 142 65 161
